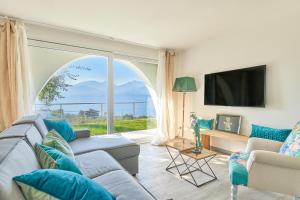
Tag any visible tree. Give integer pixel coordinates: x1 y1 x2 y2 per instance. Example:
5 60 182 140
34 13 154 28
38 65 90 105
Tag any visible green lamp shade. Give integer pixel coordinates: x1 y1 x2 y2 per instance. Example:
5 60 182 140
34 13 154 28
172 77 197 92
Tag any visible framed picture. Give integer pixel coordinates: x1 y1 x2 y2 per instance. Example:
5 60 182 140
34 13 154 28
215 114 241 134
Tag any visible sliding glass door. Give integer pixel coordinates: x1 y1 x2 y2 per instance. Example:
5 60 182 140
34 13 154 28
112 59 156 133
31 46 156 135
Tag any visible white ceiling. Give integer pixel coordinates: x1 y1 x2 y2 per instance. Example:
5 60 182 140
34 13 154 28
0 0 300 49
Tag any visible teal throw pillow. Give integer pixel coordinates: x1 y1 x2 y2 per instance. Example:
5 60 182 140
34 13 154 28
43 119 77 142
250 124 291 142
198 118 214 130
13 169 115 200
35 144 82 174
279 121 300 157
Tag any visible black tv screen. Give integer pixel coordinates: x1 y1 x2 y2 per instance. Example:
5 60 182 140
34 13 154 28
204 65 266 107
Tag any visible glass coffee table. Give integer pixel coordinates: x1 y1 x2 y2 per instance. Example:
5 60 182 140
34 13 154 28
165 138 217 187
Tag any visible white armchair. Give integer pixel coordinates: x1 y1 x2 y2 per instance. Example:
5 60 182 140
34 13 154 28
231 137 300 200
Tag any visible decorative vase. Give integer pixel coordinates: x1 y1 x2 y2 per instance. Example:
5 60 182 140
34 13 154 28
191 114 202 154
192 129 202 154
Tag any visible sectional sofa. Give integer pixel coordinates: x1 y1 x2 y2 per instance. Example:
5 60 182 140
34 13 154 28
0 114 155 200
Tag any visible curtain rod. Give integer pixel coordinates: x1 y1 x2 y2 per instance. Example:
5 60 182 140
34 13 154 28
28 38 112 54
28 38 158 64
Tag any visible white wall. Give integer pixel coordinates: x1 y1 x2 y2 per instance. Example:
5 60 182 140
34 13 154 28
176 24 300 151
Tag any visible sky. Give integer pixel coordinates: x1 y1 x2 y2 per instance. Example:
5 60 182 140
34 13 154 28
57 56 144 85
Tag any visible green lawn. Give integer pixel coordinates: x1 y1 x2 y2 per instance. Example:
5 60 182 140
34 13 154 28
72 118 156 135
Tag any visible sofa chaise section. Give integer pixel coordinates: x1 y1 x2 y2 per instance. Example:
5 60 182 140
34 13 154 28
69 134 140 175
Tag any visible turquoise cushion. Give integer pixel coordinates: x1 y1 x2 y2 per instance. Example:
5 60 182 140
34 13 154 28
35 144 82 174
14 169 115 200
250 124 291 142
197 118 214 130
229 152 250 186
279 121 300 157
43 119 77 142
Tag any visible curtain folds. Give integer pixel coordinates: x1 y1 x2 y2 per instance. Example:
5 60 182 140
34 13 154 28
0 20 33 131
152 50 176 145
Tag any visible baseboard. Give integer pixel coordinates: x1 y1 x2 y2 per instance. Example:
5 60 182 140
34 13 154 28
210 146 232 155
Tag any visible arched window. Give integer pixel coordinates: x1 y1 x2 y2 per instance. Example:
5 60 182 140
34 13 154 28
35 55 156 135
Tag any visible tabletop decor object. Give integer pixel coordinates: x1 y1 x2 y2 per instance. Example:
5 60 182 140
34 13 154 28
215 114 241 134
173 77 197 138
190 113 202 154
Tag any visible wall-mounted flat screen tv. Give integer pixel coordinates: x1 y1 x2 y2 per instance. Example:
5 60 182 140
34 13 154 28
204 65 266 107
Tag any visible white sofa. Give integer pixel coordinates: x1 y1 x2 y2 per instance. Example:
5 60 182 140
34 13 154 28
231 137 300 200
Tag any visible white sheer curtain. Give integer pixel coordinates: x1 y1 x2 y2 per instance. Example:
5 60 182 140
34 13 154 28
152 50 176 145
0 20 33 130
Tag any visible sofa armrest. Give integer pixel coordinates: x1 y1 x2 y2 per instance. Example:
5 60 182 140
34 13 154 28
247 150 300 171
246 150 300 196
75 129 91 138
245 137 283 153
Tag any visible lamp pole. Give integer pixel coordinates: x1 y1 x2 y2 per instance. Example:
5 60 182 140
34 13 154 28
182 92 186 138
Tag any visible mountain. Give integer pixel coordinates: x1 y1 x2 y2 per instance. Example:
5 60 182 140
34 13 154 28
36 80 155 117
54 80 151 104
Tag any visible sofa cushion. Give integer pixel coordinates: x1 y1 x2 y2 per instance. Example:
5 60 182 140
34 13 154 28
75 150 123 179
14 169 115 200
70 134 140 161
35 144 82 174
93 170 154 200
0 138 41 200
13 114 48 138
43 130 75 159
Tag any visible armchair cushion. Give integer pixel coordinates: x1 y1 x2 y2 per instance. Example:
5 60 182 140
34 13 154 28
229 152 250 186
245 137 283 153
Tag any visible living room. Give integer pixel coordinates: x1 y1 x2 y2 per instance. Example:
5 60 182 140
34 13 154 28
0 1 299 200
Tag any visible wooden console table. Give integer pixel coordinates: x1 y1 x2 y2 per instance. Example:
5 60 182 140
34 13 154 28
200 130 248 150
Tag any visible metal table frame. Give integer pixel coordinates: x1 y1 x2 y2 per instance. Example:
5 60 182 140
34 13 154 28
165 145 217 187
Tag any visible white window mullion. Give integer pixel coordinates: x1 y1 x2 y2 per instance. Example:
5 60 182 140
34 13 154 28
107 54 114 134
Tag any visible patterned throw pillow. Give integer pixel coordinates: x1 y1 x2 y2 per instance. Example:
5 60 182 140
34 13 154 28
250 124 291 142
279 121 300 157
35 144 82 174
43 130 75 160
13 169 115 200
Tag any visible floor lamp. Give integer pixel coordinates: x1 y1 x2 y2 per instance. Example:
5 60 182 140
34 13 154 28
172 77 197 139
